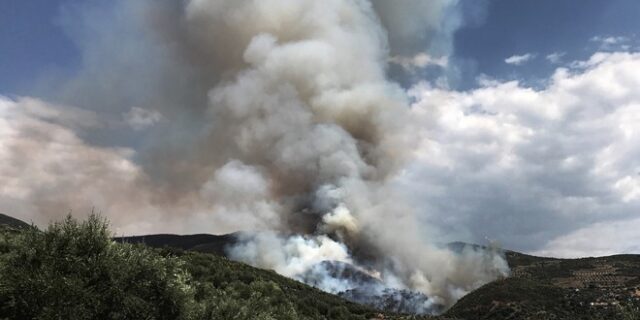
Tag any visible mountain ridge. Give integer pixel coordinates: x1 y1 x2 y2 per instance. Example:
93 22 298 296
0 213 32 229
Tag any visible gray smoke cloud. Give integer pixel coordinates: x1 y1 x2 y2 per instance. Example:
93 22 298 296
372 0 460 57
1 0 507 313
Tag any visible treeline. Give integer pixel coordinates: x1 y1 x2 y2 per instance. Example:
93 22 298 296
0 215 394 320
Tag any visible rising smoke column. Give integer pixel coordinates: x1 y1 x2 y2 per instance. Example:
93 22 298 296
165 0 508 311
4 0 508 313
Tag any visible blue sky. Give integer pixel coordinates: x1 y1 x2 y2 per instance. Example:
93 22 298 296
0 0 78 95
454 0 640 88
3 0 640 94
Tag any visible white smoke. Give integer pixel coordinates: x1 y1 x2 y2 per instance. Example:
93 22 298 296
229 233 353 279
0 0 507 313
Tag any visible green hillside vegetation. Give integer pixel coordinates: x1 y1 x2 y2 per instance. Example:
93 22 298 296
0 215 434 320
445 277 574 319
444 251 640 319
0 216 195 320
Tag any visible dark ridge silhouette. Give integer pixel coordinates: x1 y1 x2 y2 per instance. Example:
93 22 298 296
115 233 240 256
0 213 31 229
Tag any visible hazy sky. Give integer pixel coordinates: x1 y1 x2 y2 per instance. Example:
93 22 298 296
1 0 639 258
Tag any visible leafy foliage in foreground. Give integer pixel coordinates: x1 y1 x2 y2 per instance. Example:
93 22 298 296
0 216 194 320
0 215 430 320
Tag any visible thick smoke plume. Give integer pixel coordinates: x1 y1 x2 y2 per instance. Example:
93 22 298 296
2 0 507 313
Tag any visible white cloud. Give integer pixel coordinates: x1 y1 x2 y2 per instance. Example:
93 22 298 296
533 217 640 258
389 53 449 70
546 52 566 64
591 36 629 45
504 53 535 65
405 52 640 256
123 107 163 130
590 36 631 51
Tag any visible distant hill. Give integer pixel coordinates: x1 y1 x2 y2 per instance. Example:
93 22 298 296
3 212 640 319
0 213 31 229
116 233 240 256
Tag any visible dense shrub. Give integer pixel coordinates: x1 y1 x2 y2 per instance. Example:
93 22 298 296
0 215 195 320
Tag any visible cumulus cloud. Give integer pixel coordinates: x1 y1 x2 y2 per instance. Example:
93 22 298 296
504 53 535 65
405 51 640 256
546 52 566 64
389 53 449 71
591 35 631 51
533 217 640 258
123 107 163 130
